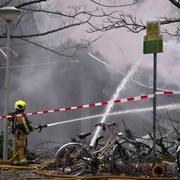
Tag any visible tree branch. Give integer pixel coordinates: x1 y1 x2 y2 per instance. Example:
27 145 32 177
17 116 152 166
19 34 103 57
169 0 180 9
21 7 119 19
16 0 47 8
87 12 180 34
160 17 180 25
87 13 146 33
19 38 75 58
0 19 90 39
90 0 138 8
0 0 13 8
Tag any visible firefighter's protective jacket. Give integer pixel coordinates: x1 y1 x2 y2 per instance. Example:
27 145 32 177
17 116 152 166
15 116 32 135
12 114 33 164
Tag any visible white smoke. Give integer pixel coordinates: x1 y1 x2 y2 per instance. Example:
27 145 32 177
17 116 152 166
1 0 180 146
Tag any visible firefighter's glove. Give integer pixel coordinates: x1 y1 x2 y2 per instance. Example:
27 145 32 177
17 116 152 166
29 125 33 132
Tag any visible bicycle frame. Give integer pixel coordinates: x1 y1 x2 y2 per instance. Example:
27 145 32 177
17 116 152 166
55 121 120 175
92 126 117 160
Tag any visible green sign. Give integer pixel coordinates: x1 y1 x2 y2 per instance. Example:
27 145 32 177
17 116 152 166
143 39 163 54
143 21 163 54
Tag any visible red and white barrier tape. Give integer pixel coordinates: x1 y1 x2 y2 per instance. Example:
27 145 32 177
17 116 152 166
0 91 177 119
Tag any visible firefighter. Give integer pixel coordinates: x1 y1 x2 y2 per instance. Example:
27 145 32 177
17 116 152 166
11 100 33 165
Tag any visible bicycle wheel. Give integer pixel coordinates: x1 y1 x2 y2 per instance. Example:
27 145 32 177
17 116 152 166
111 141 137 175
128 142 152 176
112 141 152 176
55 142 91 175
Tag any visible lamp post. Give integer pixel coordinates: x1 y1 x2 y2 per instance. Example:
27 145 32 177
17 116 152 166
0 7 22 160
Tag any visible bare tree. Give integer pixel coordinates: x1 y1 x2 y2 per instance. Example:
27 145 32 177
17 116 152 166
88 0 180 36
0 0 118 57
1 0 180 57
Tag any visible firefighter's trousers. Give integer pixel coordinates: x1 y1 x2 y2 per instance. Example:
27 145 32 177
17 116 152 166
13 129 28 164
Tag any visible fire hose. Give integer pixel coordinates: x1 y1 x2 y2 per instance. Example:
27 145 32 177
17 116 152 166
34 124 48 132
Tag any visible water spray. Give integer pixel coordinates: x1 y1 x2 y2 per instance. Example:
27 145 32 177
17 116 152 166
34 103 180 132
0 48 7 59
90 57 143 147
88 53 120 73
88 53 177 147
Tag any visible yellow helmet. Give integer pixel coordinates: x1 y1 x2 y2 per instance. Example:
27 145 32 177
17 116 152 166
14 100 26 111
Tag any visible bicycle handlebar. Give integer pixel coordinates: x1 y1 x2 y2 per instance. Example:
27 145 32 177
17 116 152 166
95 121 118 130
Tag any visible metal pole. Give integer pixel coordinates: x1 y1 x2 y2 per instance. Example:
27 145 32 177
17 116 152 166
152 53 157 158
3 22 10 160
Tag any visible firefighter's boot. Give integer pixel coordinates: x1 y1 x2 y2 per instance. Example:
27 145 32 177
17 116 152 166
18 146 28 165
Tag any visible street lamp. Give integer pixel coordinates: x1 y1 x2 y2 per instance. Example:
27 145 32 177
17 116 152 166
0 7 22 160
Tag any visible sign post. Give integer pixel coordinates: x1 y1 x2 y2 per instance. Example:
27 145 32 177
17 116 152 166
143 21 163 159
